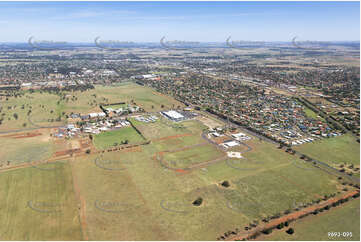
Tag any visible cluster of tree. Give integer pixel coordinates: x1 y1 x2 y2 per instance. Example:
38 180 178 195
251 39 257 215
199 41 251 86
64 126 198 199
230 191 360 241
217 220 260 241
29 84 95 95
297 97 346 132
113 140 129 146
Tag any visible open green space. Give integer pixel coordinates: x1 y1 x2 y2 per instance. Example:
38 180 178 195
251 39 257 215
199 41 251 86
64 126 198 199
0 83 184 132
0 83 357 240
303 106 325 121
70 128 346 240
93 126 145 150
63 83 184 113
72 147 250 240
0 161 82 240
262 198 360 241
194 138 342 220
294 134 360 166
129 116 207 140
0 92 65 131
103 103 128 110
0 135 54 166
162 144 225 169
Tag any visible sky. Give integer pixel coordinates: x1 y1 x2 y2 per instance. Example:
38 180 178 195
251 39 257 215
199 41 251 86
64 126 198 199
0 1 359 42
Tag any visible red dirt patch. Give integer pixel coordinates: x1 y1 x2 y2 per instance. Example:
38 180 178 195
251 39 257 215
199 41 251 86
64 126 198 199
55 148 81 157
1 131 42 139
175 169 191 176
79 139 91 149
227 190 360 241
152 133 193 142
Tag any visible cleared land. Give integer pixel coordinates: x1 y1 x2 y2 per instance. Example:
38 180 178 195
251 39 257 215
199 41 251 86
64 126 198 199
69 117 348 240
103 103 128 109
0 161 82 240
161 144 225 169
0 83 358 241
260 198 360 241
0 130 54 166
294 134 360 165
0 92 65 131
62 83 184 113
129 116 206 140
0 83 184 132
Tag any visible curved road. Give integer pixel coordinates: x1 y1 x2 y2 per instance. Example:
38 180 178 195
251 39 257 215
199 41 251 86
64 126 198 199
203 110 359 185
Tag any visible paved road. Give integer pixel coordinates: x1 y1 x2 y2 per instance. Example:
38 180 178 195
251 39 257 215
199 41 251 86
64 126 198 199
202 110 359 185
292 149 360 185
203 110 277 144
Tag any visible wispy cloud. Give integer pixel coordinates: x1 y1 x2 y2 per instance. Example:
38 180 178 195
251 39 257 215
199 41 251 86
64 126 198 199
50 9 137 21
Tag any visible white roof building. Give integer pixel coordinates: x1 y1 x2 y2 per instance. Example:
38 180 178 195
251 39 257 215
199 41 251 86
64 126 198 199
222 140 240 148
163 110 184 119
212 132 221 137
89 113 98 118
89 112 106 118
232 132 246 139
162 110 185 121
227 151 243 159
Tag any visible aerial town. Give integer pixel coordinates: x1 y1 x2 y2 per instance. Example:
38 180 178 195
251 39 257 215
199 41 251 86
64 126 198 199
0 1 359 242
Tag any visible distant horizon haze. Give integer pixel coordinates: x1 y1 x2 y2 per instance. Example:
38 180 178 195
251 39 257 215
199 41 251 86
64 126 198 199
0 1 359 42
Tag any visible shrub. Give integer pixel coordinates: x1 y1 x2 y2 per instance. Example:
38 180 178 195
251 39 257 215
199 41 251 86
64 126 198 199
277 223 284 230
286 228 294 235
192 197 203 206
284 209 291 215
262 228 273 235
221 180 231 188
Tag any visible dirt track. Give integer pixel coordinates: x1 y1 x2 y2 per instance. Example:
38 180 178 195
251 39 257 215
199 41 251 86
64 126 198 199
226 190 360 241
69 157 89 241
1 131 42 139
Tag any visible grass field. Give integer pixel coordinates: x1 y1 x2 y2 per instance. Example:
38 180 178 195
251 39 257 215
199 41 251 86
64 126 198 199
0 84 358 241
0 131 54 166
62 83 184 113
129 116 206 140
261 198 360 241
0 161 82 240
294 134 360 166
69 118 347 240
162 144 225 169
93 127 145 150
0 83 184 132
303 107 325 121
0 92 65 131
103 103 128 109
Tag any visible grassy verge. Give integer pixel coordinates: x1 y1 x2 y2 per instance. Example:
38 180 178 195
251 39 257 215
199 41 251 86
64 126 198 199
294 134 360 166
262 198 360 241
0 161 82 240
